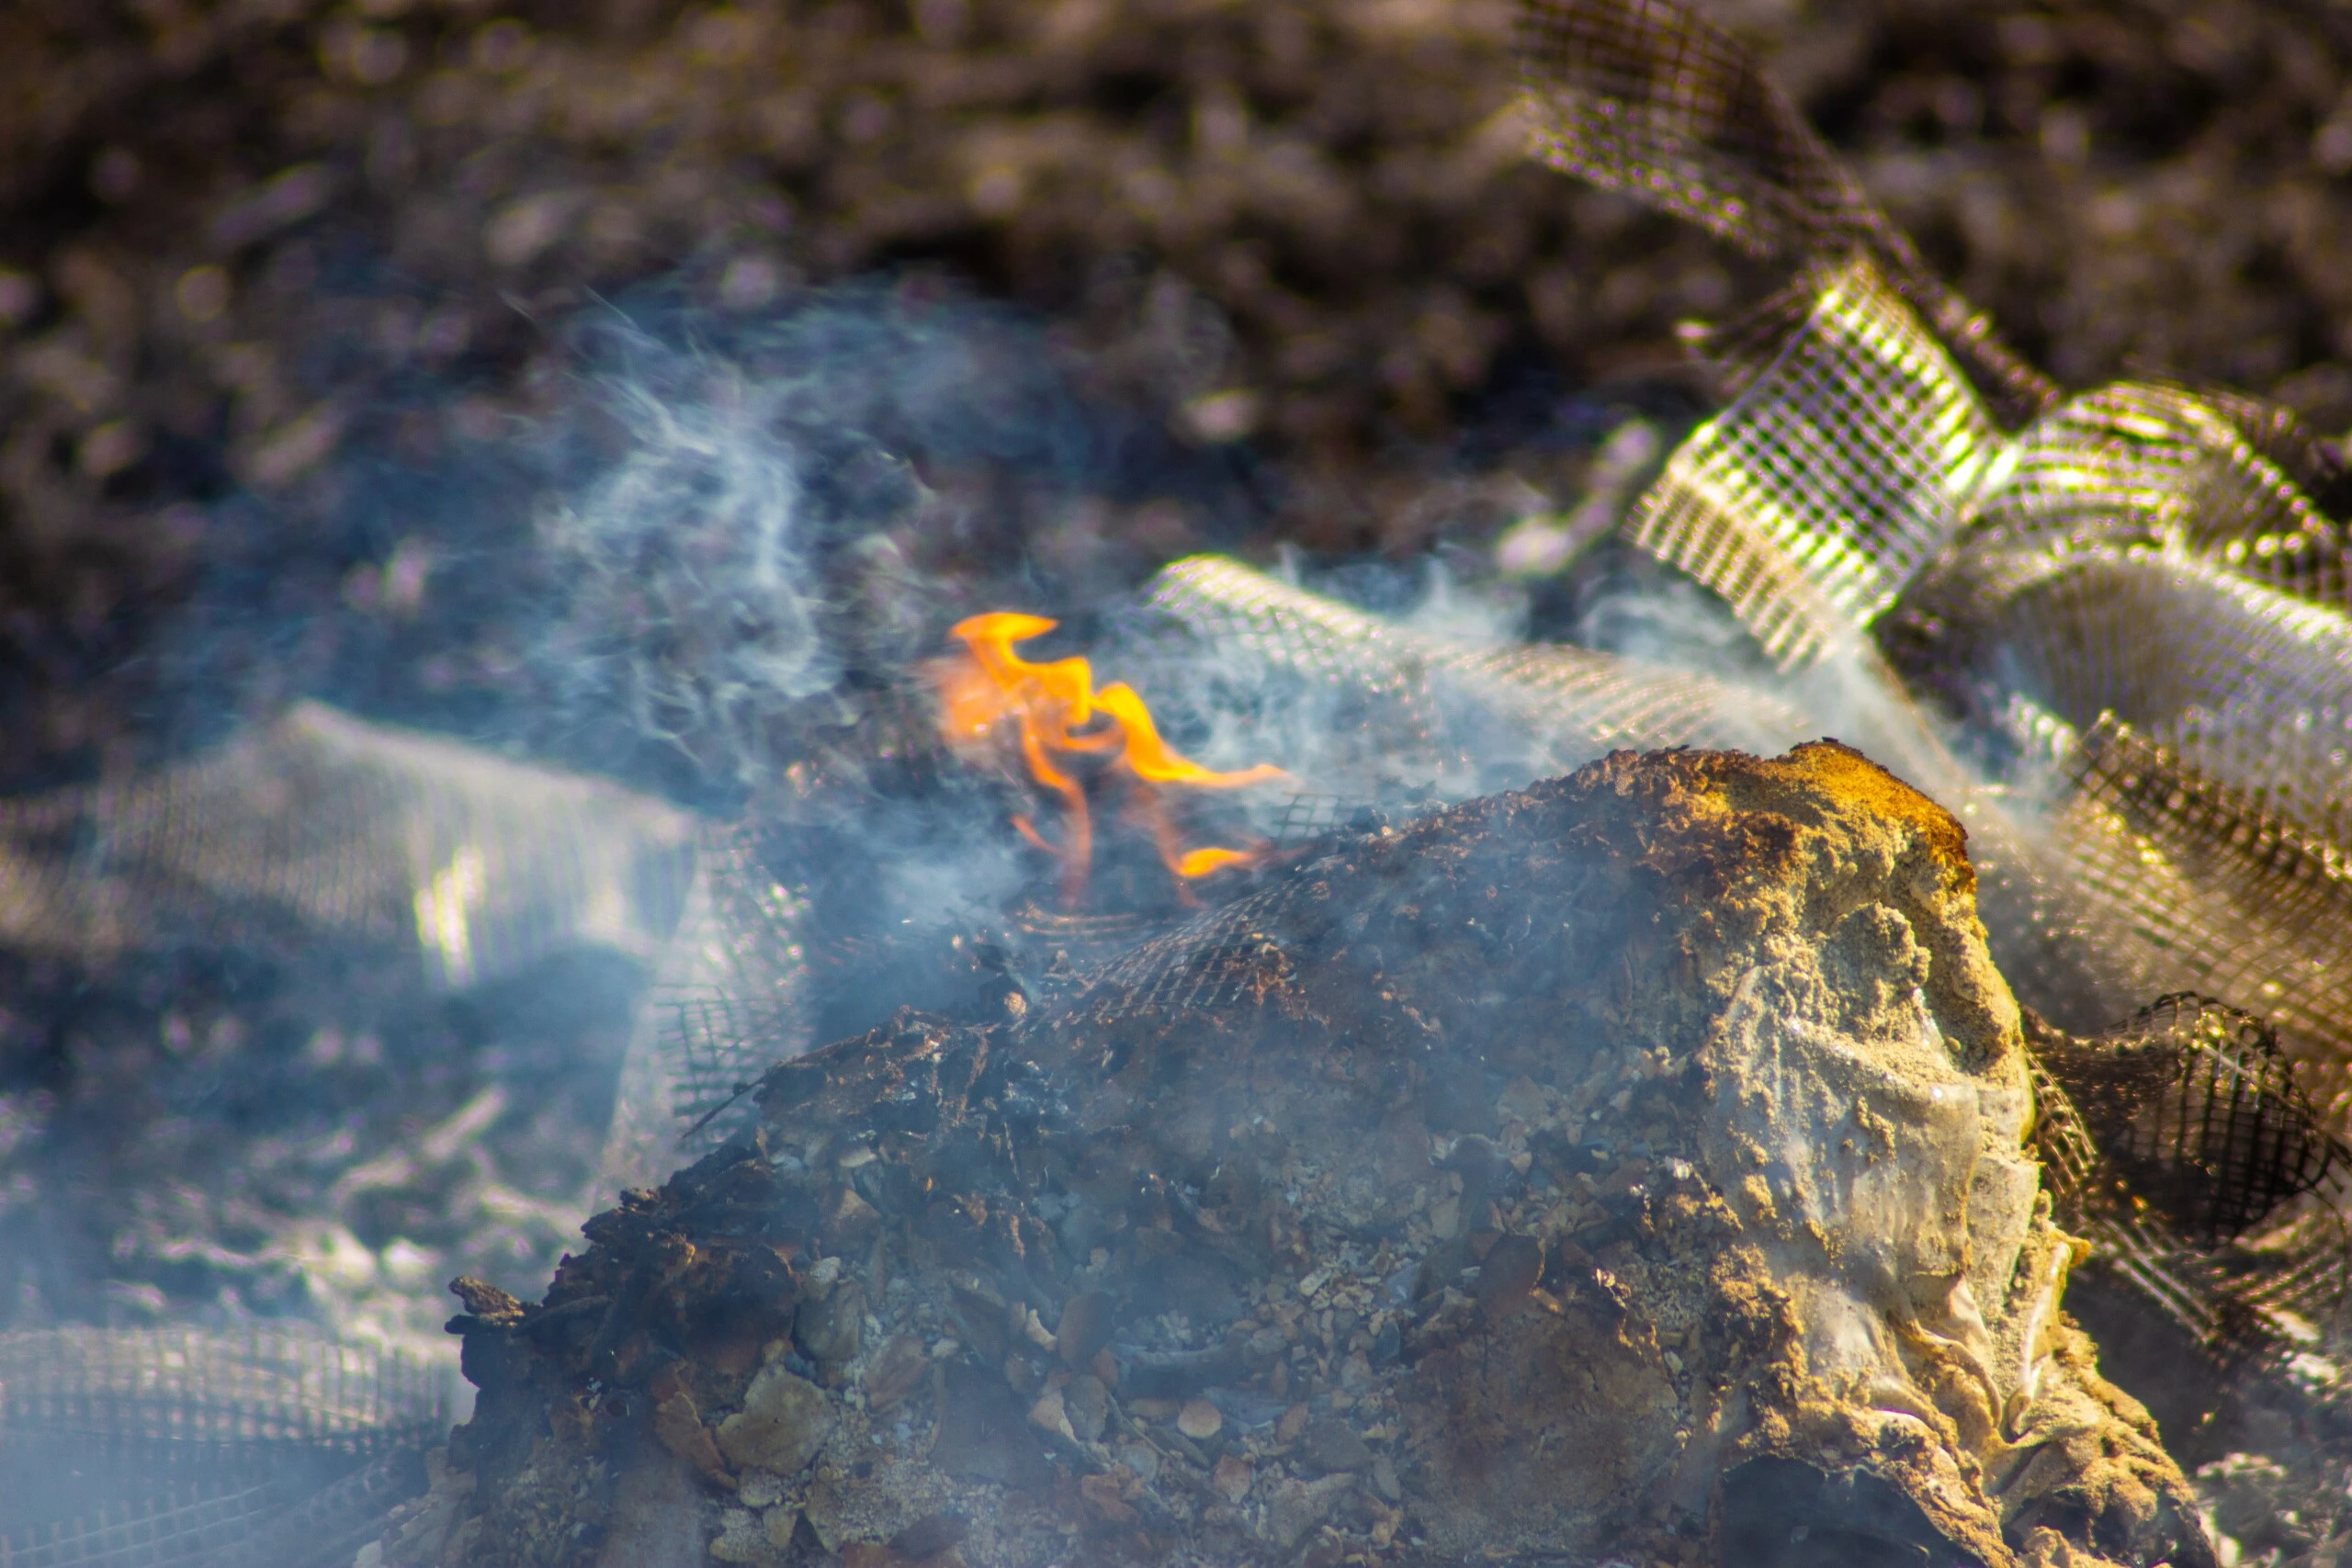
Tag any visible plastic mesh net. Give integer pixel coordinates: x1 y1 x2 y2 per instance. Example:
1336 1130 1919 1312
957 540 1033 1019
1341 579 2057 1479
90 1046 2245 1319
1514 0 2352 1353
1624 258 2006 669
1515 0 2056 423
1141 554 1818 792
0 703 695 990
1968 384 2332 573
0 1326 446 1451
1957 550 2352 846
2031 718 2352 1111
2036 996 2348 1248
2021 1037 2236 1350
601 817 812 1183
0 1328 446 1568
1055 884 1305 1030
0 1482 288 1568
2027 999 2352 1350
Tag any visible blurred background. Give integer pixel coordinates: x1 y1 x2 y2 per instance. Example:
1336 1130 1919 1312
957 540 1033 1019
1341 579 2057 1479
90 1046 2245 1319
10 0 2352 788
7 0 2352 1473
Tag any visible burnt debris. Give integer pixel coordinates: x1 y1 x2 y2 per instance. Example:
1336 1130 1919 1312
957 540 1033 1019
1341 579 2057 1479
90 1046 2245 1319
408 746 2211 1568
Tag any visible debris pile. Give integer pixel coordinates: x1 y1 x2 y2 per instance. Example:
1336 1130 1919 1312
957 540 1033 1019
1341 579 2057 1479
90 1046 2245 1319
401 745 2204 1568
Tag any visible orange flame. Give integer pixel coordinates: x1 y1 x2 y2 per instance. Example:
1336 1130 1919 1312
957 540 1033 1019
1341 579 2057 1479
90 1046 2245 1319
936 612 1286 904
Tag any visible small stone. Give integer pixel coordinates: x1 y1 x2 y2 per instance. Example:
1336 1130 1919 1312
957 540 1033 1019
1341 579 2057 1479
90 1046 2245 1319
1268 1473 1352 1550
1079 1470 1139 1527
762 1507 800 1551
1116 1439 1160 1484
716 1365 835 1476
888 1513 969 1559
737 1470 785 1508
448 1275 524 1323
1474 1234 1543 1319
931 1365 1049 1487
1303 1418 1372 1473
822 1184 880 1239
708 1507 764 1562
795 1281 865 1381
1028 1385 1076 1441
1213 1453 1254 1505
1055 1291 1114 1368
1177 1397 1222 1439
1371 1453 1403 1503
1063 1373 1109 1444
653 1387 734 1487
861 1333 928 1412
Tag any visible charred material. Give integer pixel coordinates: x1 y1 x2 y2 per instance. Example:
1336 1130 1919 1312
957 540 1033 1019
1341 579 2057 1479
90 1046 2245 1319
405 746 2206 1568
2023 998 2352 1375
2033 997 2347 1254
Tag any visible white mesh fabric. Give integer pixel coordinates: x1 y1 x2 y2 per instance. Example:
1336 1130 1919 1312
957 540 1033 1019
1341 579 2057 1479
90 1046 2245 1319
1624 259 2006 670
1141 554 1820 795
0 703 696 990
0 1326 447 1452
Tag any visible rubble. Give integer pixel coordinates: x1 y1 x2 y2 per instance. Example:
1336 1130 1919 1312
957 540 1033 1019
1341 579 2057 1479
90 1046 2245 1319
396 744 2207 1567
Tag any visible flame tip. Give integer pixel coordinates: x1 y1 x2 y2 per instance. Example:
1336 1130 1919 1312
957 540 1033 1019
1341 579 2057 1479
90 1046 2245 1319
937 611 1284 902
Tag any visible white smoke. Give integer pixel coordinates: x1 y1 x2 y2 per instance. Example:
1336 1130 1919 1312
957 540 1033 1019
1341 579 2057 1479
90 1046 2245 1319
545 346 846 785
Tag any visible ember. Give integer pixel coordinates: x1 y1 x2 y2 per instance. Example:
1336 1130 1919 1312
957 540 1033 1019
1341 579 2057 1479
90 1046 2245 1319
934 611 1286 904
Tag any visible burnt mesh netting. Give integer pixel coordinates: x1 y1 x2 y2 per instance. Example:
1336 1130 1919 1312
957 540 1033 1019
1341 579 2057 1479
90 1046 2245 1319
2034 996 2348 1250
0 1328 447 1568
2028 998 2352 1354
1514 0 2058 424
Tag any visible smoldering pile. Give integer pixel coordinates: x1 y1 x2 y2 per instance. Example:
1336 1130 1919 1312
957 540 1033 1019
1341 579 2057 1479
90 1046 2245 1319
409 747 2208 1568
